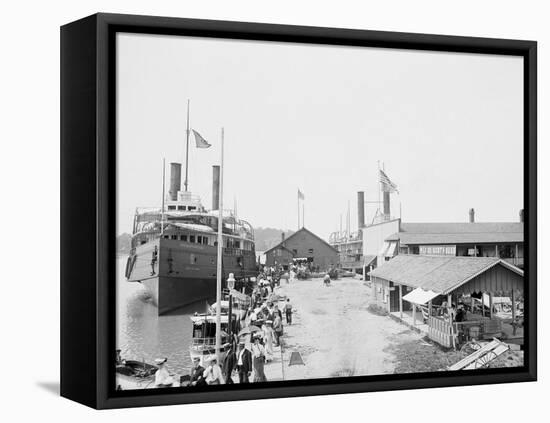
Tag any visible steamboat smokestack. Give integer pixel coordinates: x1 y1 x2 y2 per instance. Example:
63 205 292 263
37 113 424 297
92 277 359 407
383 191 390 217
469 208 475 223
212 165 220 210
357 191 365 231
519 209 524 223
169 162 181 201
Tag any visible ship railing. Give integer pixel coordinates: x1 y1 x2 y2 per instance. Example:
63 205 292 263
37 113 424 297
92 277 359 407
191 337 231 349
191 337 217 347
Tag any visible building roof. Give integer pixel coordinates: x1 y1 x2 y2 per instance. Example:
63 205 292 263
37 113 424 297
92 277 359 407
363 255 377 267
385 222 523 245
369 255 523 295
264 227 338 255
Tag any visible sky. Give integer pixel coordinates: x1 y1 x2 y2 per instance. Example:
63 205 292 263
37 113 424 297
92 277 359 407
116 33 523 240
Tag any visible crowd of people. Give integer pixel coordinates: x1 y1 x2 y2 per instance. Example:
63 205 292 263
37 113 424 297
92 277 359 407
148 265 303 387
186 267 294 386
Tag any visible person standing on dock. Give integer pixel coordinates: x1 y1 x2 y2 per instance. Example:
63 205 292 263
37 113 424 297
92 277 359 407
222 343 237 384
236 340 252 383
273 313 283 347
283 298 293 325
263 320 275 362
251 335 267 382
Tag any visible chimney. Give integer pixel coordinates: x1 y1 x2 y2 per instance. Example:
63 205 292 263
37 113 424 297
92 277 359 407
357 191 365 231
383 191 390 217
212 165 220 210
281 232 285 243
169 163 182 201
469 208 475 223
519 209 524 223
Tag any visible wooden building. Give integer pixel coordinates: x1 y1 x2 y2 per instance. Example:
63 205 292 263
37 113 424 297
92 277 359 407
369 255 524 348
264 227 339 271
386 221 524 269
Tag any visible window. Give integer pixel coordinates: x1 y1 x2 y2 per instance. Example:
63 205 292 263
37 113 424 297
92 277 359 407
167 205 176 210
197 236 202 244
163 235 169 239
308 248 314 254
202 237 208 245
171 235 177 240
188 206 196 211
190 235 195 243
180 235 186 241
177 205 185 211
292 249 298 255
498 244 514 259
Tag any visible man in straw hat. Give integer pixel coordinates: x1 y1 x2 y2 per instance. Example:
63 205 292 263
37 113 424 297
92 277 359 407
203 356 224 385
154 358 174 387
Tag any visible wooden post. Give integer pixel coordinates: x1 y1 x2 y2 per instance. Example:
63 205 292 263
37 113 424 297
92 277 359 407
489 293 493 319
495 245 499 257
399 285 403 319
481 292 485 318
511 290 517 336
412 304 417 326
515 244 519 266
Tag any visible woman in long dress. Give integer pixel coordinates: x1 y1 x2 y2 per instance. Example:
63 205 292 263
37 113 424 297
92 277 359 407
263 320 274 362
251 336 267 382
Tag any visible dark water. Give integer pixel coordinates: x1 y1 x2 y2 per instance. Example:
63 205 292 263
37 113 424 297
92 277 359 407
116 256 209 375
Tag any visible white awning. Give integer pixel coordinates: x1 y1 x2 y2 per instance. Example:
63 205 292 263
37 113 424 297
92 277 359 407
386 241 397 257
402 287 439 305
378 242 390 256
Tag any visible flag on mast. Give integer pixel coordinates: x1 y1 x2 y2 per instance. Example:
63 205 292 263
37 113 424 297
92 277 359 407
192 129 211 148
379 169 398 193
297 189 305 200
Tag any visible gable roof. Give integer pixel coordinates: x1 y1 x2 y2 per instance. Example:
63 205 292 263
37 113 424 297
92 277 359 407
264 227 338 255
369 255 523 295
385 222 523 245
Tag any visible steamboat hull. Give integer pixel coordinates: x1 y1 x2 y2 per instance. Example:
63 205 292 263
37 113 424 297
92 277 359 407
126 238 256 314
141 276 216 314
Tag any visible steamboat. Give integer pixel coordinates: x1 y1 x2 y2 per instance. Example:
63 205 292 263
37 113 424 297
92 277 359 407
125 161 257 314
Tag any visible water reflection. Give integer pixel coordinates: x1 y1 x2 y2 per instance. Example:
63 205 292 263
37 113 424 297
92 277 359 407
116 257 209 375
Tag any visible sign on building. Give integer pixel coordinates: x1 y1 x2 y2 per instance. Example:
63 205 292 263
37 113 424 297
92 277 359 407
419 245 456 256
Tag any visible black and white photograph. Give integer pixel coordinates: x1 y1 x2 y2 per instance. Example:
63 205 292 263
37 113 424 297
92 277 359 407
115 31 527 390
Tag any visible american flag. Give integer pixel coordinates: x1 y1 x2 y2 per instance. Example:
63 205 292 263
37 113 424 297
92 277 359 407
379 169 398 193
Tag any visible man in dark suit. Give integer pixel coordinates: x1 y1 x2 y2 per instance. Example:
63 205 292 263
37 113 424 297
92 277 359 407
222 343 237 384
190 357 206 386
236 340 253 383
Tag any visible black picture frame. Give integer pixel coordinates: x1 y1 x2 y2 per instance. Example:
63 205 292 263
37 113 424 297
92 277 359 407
60 12 537 409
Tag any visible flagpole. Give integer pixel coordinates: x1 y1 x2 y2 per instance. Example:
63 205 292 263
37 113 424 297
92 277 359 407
297 191 300 229
184 99 190 192
161 158 166 235
302 201 305 228
377 160 381 217
215 127 224 364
